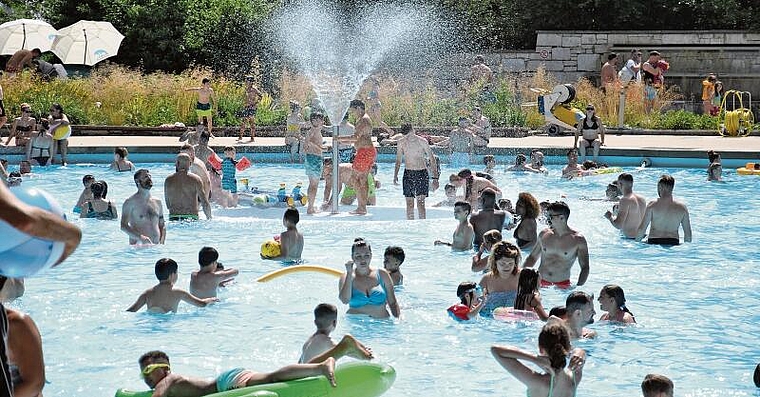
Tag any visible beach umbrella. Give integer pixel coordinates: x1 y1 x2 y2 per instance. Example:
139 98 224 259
51 20 124 66
0 19 57 55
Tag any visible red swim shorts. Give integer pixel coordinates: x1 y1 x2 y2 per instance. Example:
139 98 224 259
540 279 572 289
353 146 377 173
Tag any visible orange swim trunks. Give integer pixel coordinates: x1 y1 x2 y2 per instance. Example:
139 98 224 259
352 146 377 173
540 279 572 289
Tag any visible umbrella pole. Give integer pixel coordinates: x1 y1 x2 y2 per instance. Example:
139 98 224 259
22 23 26 49
83 29 88 65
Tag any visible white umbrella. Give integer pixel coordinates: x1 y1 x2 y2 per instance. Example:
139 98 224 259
0 19 57 55
51 20 124 66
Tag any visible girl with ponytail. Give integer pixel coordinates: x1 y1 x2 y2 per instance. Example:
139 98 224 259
598 284 636 324
491 321 585 397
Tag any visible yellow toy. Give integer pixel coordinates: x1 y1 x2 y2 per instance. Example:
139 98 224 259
718 90 754 137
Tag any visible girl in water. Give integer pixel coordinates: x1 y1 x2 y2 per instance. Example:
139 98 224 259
598 284 636 324
479 241 521 315
110 147 135 172
513 192 540 251
512 268 549 320
339 238 400 319
492 322 585 397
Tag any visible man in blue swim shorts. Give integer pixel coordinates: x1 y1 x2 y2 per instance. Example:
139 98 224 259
138 350 336 396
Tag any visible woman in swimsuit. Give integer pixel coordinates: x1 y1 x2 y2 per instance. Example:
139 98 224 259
598 284 636 324
5 103 36 147
80 181 118 220
449 169 501 210
339 238 400 319
492 322 585 397
109 147 135 172
25 121 53 166
479 241 521 315
514 192 540 251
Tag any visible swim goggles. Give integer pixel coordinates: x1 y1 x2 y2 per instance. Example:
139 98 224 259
141 363 170 377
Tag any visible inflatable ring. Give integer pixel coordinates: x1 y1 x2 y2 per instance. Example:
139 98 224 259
737 162 760 175
115 362 396 397
256 265 343 282
52 125 71 140
493 307 540 322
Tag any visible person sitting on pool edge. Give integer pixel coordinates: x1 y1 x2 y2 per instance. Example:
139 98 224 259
339 238 400 318
299 303 374 364
138 350 336 397
127 258 218 314
434 201 474 252
190 247 239 299
383 246 405 286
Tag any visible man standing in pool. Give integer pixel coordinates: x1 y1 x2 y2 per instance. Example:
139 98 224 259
138 351 336 397
605 173 647 238
469 188 506 251
165 154 212 221
122 169 166 245
340 99 376 215
393 123 439 219
636 174 692 245
523 201 589 288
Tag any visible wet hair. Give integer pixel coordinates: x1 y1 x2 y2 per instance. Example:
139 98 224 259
549 306 567 319
351 237 371 255
83 174 95 184
565 291 593 313
310 112 324 121
454 200 471 216
754 364 760 387
483 155 494 165
618 172 633 183
155 258 178 281
400 123 413 135
547 201 570 219
314 303 338 328
516 192 539 219
482 229 502 247
480 188 496 207
456 169 474 200
707 150 720 164
600 284 634 319
456 281 477 304
488 241 521 277
90 181 106 199
283 207 300 225
538 323 572 370
202 78 210 84
349 99 365 110
658 174 675 189
139 351 169 368
384 246 405 264
515 153 527 165
608 53 617 61
198 246 219 268
114 147 128 159
514 268 540 310
641 374 674 397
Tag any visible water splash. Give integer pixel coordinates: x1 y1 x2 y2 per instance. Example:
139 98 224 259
273 2 449 125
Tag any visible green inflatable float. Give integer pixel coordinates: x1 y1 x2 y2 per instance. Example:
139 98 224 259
115 362 395 397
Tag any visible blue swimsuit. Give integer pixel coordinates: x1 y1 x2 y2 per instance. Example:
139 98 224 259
349 272 387 308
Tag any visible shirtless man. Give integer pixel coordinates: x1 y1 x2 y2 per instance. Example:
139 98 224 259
469 188 506 251
121 169 166 245
190 247 239 299
186 78 217 135
238 76 262 141
562 149 583 179
605 173 646 238
194 132 214 171
470 55 493 84
127 258 217 313
439 117 474 168
320 159 355 210
393 123 439 219
523 201 589 288
180 144 211 200
165 153 212 221
636 175 692 245
560 291 597 340
138 350 335 397
341 99 376 215
471 107 492 148
601 53 619 91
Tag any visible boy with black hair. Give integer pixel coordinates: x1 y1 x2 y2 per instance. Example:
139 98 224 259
641 373 674 397
263 208 304 261
299 303 373 364
127 258 217 313
190 247 239 299
383 246 405 286
434 201 474 251
447 281 484 320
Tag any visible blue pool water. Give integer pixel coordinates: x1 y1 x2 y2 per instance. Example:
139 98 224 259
8 162 760 396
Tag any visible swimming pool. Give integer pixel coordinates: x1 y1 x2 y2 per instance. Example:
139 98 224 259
9 161 760 396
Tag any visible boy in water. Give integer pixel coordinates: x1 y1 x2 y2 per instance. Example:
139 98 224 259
304 113 325 214
299 303 374 364
432 183 458 207
127 258 217 313
383 246 405 286
434 201 474 251
74 174 96 213
186 78 217 135
190 247 239 299
267 207 304 261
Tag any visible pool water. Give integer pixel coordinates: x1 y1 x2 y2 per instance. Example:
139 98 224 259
9 162 760 396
